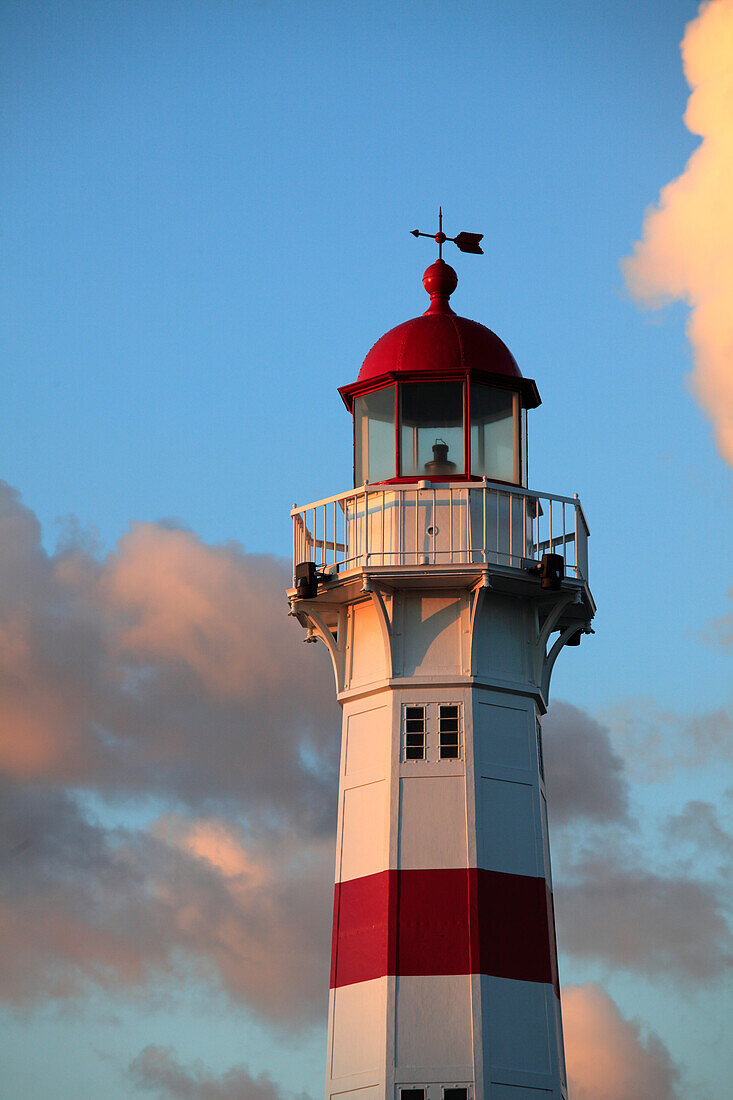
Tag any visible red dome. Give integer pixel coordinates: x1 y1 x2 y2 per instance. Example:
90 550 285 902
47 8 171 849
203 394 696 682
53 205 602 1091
358 311 521 383
340 260 540 410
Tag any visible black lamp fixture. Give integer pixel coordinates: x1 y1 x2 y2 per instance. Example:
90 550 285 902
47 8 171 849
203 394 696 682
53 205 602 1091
295 561 330 600
527 552 565 591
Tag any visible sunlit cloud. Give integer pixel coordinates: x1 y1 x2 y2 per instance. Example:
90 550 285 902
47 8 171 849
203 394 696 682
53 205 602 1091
1 479 730 1062
0 480 339 825
0 777 332 1024
563 983 681 1100
622 0 733 465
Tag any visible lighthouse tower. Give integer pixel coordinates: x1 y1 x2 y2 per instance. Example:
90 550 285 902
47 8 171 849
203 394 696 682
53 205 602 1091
288 231 594 1100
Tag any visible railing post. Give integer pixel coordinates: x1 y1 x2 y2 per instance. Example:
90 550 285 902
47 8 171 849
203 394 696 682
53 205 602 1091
381 489 385 567
449 485 454 564
562 503 566 573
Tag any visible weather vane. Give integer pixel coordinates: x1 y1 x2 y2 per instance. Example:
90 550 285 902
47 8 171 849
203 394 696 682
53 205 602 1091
411 206 484 260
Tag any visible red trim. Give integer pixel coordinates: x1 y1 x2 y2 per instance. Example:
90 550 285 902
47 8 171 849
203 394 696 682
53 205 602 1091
463 379 470 478
361 475 523 489
371 474 484 486
394 383 400 479
350 376 532 488
340 369 540 413
330 868 558 995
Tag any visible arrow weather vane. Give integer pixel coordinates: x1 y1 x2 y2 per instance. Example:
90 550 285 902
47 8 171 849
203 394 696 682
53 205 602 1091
411 206 484 260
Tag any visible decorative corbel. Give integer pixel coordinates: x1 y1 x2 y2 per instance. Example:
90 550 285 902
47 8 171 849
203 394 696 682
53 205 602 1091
293 603 347 694
362 576 394 676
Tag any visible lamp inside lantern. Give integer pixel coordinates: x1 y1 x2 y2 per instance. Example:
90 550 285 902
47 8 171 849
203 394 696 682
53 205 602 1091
424 438 457 475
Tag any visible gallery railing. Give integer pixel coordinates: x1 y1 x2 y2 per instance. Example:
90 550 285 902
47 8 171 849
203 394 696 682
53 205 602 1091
292 480 589 585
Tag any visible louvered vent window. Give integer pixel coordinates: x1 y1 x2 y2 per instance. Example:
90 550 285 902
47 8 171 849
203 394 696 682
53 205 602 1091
404 706 426 760
439 704 460 759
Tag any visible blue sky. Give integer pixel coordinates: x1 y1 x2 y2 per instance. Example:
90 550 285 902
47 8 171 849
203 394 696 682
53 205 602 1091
1 2 731 1099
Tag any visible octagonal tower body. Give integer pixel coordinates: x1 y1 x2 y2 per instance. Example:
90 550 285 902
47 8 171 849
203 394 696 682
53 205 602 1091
289 261 595 1100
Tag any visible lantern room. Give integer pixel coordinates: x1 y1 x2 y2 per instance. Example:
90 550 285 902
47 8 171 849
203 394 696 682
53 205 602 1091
339 259 541 488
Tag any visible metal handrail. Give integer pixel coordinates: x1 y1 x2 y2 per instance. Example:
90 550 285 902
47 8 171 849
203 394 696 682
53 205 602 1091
292 481 589 585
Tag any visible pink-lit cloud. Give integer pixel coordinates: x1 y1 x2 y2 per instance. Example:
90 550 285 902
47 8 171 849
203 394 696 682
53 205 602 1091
563 983 681 1100
622 0 733 465
0 777 332 1024
0 480 339 825
1 479 730 1064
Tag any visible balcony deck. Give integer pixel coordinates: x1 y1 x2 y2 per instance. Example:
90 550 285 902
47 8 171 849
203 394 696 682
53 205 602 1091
292 480 590 589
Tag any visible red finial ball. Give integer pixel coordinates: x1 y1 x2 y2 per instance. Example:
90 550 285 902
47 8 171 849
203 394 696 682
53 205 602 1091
422 259 458 314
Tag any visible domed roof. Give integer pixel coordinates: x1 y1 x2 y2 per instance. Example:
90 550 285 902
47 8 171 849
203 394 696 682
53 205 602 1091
358 260 521 383
340 260 540 409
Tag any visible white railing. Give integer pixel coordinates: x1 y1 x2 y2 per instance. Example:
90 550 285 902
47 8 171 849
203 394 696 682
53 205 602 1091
292 481 589 584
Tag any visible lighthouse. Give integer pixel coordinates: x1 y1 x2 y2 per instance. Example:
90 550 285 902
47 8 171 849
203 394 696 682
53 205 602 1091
288 223 594 1100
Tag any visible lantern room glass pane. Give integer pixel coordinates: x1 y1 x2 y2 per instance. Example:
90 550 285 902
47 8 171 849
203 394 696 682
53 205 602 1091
399 383 464 477
354 386 395 485
470 383 515 482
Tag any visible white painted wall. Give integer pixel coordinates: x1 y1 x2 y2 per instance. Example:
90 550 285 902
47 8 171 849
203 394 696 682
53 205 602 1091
322 573 569 1100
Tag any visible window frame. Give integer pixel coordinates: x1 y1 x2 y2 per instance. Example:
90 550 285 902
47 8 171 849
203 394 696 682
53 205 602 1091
438 703 461 760
398 381 466 479
443 1088 470 1100
351 378 525 488
403 704 426 762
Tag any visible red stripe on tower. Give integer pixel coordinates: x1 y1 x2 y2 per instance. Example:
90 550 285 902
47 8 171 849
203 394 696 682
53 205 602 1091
331 868 558 995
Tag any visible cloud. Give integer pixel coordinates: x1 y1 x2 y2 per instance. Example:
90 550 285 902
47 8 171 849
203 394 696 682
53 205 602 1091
130 988 684 1100
129 1044 308 1100
0 778 332 1024
542 703 629 824
562 983 681 1100
0 480 340 826
556 839 732 979
666 798 733 867
705 583 733 649
622 0 733 464
149 815 333 1023
2 480 729 1036
605 697 733 782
